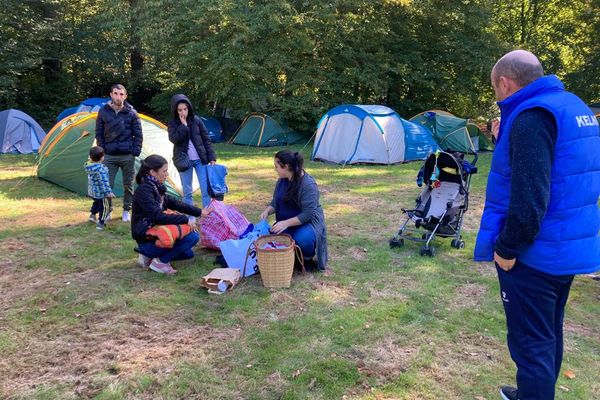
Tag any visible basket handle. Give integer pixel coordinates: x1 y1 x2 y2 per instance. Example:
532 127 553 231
294 244 306 274
242 242 255 278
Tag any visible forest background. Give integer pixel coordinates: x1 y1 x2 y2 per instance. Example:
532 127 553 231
1 0 598 132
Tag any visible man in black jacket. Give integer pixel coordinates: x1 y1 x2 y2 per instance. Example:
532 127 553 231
95 84 143 222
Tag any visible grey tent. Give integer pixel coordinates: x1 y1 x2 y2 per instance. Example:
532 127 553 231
0 109 46 154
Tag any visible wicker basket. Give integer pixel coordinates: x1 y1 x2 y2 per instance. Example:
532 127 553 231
253 234 304 288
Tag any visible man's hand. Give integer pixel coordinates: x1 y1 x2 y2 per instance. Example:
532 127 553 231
494 252 516 271
107 192 116 198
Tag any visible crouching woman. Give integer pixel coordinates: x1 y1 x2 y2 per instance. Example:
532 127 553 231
132 154 206 275
259 150 329 271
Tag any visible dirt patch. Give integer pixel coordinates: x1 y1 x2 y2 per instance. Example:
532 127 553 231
472 262 497 277
450 283 488 310
1 314 239 398
311 280 355 306
351 337 417 384
564 321 597 339
425 331 503 386
348 247 368 261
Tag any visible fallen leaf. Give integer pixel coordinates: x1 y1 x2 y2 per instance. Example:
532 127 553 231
308 378 316 389
39 308 47 312
292 369 301 378
74 313 81 318
564 370 576 379
246 364 253 368
475 396 487 400
558 385 570 392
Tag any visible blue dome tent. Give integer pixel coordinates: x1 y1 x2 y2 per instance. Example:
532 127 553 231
56 97 109 122
311 105 439 165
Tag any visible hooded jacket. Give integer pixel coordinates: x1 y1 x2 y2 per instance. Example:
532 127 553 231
168 94 216 171
95 102 143 156
85 161 113 199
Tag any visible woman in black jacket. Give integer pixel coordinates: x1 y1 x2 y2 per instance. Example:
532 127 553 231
168 94 217 210
132 154 206 275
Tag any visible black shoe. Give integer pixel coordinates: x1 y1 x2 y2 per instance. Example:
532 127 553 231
500 386 519 400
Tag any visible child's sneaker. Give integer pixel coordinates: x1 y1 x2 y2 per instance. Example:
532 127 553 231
149 258 176 275
122 210 131 222
88 213 97 223
137 254 152 268
96 222 106 230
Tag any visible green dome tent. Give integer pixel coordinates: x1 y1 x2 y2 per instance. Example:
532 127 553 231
229 113 304 146
37 112 192 198
410 110 494 153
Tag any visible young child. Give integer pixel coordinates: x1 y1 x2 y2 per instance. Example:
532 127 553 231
85 146 115 230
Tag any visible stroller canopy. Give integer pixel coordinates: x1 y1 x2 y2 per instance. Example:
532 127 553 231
311 105 439 165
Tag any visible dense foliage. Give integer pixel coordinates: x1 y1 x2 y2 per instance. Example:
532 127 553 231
0 0 597 131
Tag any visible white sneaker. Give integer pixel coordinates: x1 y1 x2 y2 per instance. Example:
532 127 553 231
88 213 97 223
122 210 131 222
137 254 152 268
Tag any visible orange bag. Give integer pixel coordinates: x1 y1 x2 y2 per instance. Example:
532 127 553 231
146 224 192 248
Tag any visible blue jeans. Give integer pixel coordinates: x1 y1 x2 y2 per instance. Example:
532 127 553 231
496 260 574 400
138 231 200 263
179 159 211 208
283 224 316 260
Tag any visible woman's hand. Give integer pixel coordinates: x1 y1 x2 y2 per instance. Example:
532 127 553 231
188 218 200 232
271 219 290 234
259 208 271 221
200 205 214 221
179 114 187 126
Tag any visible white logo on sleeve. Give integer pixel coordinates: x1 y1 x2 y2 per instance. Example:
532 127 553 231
575 115 599 128
502 291 509 303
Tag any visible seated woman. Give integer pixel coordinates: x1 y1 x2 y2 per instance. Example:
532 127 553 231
132 154 208 275
259 150 328 271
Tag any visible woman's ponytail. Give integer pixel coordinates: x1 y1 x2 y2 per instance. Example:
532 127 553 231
135 154 168 184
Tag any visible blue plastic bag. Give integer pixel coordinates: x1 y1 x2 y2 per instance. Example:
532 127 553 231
219 219 271 277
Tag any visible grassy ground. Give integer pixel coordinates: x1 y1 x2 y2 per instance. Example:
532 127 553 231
0 146 598 400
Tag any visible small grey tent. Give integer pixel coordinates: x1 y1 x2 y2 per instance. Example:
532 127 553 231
0 109 46 154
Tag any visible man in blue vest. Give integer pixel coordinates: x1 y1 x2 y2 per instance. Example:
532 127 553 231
474 50 600 400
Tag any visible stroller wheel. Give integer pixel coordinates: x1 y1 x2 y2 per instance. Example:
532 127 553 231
390 238 404 248
451 239 465 249
420 246 436 257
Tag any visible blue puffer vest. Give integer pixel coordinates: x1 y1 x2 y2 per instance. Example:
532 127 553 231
474 75 600 275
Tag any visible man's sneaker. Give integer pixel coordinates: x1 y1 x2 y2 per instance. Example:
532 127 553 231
149 258 176 275
122 210 131 222
137 254 152 269
500 386 519 400
88 213 97 223
96 222 106 231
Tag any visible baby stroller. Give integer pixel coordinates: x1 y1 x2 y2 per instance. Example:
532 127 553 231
389 151 477 256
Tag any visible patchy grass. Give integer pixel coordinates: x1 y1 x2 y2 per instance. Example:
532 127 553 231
0 148 599 399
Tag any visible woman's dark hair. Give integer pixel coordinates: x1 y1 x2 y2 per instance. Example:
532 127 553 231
275 150 304 203
135 154 168 184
